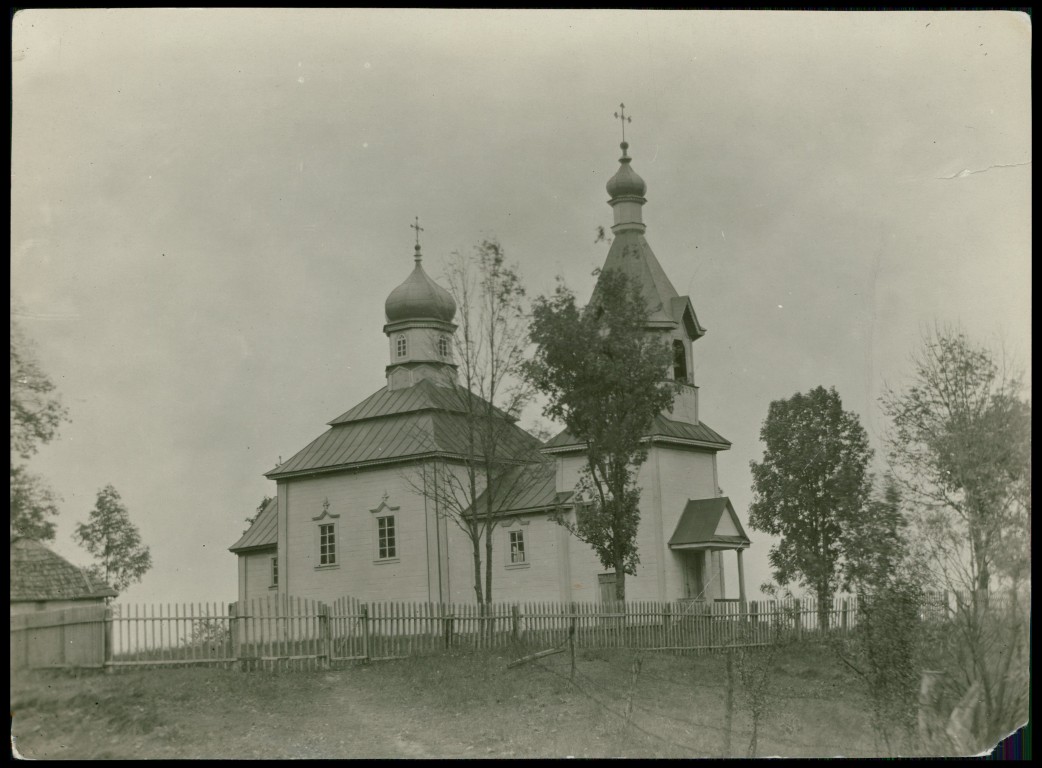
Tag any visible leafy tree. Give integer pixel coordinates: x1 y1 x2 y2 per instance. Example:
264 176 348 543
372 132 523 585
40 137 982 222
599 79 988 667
404 239 539 604
880 324 1030 593
74 485 152 593
525 268 676 601
748 385 874 630
244 495 274 529
841 474 909 594
10 465 63 542
880 326 1030 753
10 321 70 540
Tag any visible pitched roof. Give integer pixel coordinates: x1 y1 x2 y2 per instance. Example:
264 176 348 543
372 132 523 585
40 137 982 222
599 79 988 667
268 380 544 480
10 537 118 602
229 497 278 553
467 461 574 516
668 497 750 548
541 414 731 453
593 231 681 328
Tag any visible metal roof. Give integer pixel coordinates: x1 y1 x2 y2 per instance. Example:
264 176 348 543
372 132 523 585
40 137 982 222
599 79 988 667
542 414 731 453
228 497 278 553
328 378 513 425
592 231 681 328
10 537 118 602
668 497 750 548
268 382 544 480
467 461 574 516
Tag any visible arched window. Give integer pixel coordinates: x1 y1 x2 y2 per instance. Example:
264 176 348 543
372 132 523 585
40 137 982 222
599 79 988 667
672 339 688 384
438 335 450 357
396 334 407 358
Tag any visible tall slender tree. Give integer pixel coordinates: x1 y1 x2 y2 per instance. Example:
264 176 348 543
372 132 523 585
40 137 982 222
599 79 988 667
525 268 676 601
74 485 152 593
403 239 540 604
10 320 70 541
880 324 1030 593
748 385 874 630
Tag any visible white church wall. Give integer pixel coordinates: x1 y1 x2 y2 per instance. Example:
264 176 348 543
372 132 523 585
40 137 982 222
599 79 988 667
239 549 276 605
279 467 438 605
654 446 719 600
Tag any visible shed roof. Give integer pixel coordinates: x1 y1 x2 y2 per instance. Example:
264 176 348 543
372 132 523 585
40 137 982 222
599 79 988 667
10 537 118 602
268 380 543 480
668 497 750 549
541 414 731 453
467 461 574 517
229 497 278 553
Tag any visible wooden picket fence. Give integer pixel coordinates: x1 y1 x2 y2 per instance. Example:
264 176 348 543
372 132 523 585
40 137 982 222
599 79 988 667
12 592 956 672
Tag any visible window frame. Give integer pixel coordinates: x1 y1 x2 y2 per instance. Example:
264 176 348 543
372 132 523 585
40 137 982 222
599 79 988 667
396 334 407 358
317 522 338 567
509 529 526 565
376 515 397 560
438 335 450 358
270 556 279 588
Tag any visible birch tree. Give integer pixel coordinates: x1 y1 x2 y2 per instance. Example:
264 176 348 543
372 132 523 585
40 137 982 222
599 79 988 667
404 239 540 604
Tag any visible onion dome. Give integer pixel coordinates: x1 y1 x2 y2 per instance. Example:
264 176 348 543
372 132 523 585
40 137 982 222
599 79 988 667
605 141 647 199
384 244 457 323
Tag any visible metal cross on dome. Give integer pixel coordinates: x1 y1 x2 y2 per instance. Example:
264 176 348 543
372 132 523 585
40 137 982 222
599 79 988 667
410 216 424 248
614 103 632 143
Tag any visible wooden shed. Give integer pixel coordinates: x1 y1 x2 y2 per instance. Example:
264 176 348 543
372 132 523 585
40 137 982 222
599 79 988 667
10 536 117 614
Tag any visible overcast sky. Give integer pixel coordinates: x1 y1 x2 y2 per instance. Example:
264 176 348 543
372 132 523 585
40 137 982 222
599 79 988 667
12 9 1031 605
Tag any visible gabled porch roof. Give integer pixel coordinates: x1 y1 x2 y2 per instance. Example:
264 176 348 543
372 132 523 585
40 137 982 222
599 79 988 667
668 497 750 550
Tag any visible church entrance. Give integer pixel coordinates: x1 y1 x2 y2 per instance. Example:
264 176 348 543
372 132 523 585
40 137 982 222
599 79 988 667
681 550 707 600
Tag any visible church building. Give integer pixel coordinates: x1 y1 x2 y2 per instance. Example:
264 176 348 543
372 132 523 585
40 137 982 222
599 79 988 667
230 132 750 607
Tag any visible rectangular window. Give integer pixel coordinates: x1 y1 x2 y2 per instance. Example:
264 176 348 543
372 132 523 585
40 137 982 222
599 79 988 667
510 529 525 564
271 556 278 587
319 523 337 565
377 516 396 559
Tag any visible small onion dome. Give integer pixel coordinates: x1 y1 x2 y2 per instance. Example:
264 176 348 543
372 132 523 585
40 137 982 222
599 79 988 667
605 141 647 198
385 248 457 323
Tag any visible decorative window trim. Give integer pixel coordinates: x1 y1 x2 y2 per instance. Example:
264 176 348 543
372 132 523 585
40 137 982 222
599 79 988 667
312 498 340 522
317 521 338 567
369 494 400 516
396 334 407 358
270 556 278 588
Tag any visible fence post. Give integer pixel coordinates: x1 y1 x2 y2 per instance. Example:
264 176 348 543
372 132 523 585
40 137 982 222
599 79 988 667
444 609 454 649
318 604 330 669
569 615 576 680
841 598 849 631
511 604 520 644
103 604 114 672
360 604 370 662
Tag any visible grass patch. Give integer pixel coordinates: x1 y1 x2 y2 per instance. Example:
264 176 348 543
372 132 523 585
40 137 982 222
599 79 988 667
11 643 907 758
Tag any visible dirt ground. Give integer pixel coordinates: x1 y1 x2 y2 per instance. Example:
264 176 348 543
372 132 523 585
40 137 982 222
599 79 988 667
11 644 908 759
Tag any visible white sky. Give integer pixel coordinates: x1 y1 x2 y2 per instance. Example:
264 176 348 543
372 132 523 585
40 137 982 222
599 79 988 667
11 9 1031 605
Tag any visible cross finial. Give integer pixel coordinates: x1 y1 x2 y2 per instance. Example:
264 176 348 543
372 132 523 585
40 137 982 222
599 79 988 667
614 103 632 143
410 217 425 263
